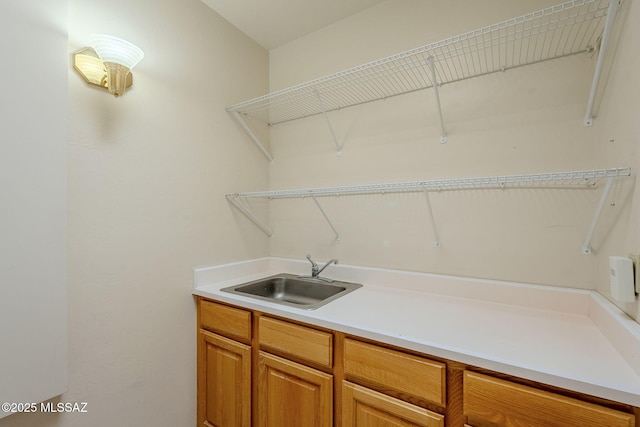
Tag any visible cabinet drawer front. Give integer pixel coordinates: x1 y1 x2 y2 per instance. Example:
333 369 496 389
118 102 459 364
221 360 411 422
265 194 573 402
463 371 635 427
343 381 444 427
259 316 333 368
200 299 252 342
343 338 446 407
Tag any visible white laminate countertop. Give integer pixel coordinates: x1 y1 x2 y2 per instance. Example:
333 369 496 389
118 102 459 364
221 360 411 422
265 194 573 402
192 257 640 406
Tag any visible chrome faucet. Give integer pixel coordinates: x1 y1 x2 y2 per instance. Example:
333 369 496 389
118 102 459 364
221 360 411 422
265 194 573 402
304 255 338 282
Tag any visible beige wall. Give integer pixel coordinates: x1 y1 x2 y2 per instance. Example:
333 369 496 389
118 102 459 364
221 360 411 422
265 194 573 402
0 0 269 426
266 0 619 289
593 0 640 318
0 0 68 416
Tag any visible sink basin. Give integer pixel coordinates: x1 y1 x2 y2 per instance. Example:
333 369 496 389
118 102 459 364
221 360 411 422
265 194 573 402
220 274 362 310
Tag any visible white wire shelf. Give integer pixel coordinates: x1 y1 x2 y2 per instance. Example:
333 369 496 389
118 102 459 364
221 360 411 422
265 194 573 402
226 167 630 199
227 0 610 126
226 167 631 254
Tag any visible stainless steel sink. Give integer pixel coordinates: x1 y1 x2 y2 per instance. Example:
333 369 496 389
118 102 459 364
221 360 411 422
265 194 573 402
220 273 362 310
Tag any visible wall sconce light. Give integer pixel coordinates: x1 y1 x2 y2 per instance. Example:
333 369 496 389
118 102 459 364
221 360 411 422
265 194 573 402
73 35 144 97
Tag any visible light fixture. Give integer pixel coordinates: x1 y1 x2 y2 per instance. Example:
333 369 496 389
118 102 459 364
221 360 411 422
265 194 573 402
73 35 144 97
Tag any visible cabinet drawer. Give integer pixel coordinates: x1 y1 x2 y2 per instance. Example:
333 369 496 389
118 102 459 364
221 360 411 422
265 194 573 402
463 371 635 427
259 316 333 368
199 299 252 342
343 338 446 407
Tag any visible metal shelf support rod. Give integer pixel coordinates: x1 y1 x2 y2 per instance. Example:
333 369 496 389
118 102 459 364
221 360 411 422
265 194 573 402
227 196 273 237
584 0 619 126
230 111 273 162
311 196 341 241
427 56 447 144
313 90 343 155
423 190 441 248
582 176 614 254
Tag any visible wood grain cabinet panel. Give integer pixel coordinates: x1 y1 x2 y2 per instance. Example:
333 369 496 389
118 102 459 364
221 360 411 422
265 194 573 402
259 316 333 368
200 300 251 343
344 338 446 407
343 381 445 427
463 371 635 427
258 351 333 427
197 330 251 427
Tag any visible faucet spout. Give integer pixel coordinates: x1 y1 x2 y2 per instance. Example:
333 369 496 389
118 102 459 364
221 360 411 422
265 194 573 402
304 255 338 282
317 259 338 276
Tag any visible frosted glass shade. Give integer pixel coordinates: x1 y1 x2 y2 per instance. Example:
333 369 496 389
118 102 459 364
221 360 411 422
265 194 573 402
90 34 144 70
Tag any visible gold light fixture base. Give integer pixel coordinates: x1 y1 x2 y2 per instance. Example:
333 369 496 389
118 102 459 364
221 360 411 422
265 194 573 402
73 47 132 95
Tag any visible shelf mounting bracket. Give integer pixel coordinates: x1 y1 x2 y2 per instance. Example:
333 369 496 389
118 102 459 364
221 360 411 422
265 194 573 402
423 190 441 248
311 195 340 241
584 0 620 127
426 56 447 144
581 176 614 254
313 90 343 156
230 110 273 162
227 195 273 237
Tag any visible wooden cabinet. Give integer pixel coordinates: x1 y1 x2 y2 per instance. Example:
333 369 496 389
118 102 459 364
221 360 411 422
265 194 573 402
342 338 446 426
258 351 333 427
197 300 334 427
196 297 637 427
463 371 635 427
197 300 253 427
257 316 334 426
198 330 251 427
342 381 444 427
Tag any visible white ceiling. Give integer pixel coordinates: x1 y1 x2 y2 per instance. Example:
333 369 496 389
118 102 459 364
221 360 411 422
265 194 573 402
200 0 387 50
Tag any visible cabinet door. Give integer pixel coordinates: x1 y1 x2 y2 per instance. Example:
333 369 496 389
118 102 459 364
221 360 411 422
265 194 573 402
198 330 251 427
343 381 445 427
258 351 333 427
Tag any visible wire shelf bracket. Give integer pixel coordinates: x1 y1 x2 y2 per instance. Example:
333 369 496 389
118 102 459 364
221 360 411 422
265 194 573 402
313 90 344 156
312 196 341 241
226 167 631 252
230 110 273 162
584 0 620 126
426 57 447 144
423 190 441 247
227 0 615 158
227 196 273 237
581 175 614 254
